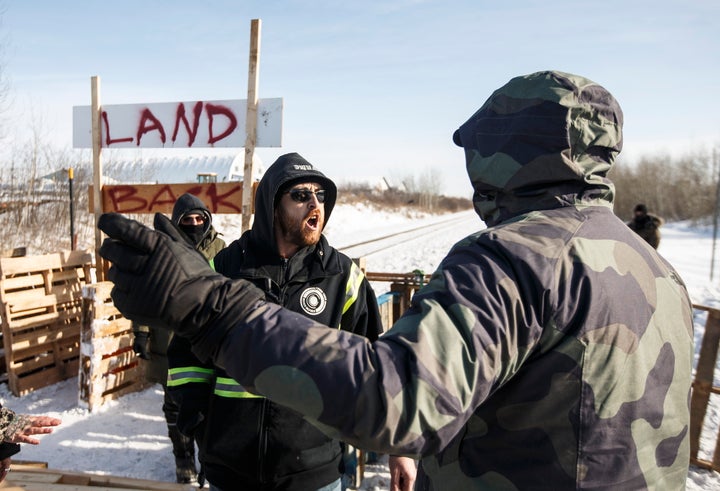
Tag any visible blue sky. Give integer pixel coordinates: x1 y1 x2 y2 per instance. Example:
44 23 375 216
2 0 719 197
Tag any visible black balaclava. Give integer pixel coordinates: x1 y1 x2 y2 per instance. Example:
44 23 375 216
172 193 212 247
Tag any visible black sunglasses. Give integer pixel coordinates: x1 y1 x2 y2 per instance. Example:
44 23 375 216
286 189 326 204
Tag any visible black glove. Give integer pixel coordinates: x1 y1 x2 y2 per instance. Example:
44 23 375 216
132 331 150 359
98 213 265 361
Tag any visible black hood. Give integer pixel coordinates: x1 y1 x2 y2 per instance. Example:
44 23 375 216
452 70 623 226
250 153 337 253
171 193 212 242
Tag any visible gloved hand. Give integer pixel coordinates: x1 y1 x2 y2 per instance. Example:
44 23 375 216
132 331 150 359
98 213 266 361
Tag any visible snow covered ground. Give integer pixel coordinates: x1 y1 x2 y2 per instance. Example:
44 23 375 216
2 204 720 490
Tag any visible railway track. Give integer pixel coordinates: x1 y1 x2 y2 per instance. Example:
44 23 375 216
337 210 477 259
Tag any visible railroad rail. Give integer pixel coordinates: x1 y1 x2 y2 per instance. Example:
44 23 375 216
338 211 474 258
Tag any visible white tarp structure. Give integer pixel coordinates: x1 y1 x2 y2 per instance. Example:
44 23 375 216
99 153 264 184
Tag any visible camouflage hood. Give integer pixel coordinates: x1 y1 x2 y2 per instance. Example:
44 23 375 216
453 70 623 226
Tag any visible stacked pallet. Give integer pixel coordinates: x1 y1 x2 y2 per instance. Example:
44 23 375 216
0 250 93 396
80 281 150 411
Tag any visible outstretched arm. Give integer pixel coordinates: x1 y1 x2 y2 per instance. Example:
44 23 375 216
97 213 521 457
5 415 62 445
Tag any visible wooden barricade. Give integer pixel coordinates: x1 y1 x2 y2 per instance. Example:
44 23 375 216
0 250 93 396
366 271 432 331
0 465 195 490
80 281 151 411
690 303 720 471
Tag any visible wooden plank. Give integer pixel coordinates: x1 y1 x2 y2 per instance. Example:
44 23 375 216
8 340 80 371
88 320 131 339
690 307 720 470
49 268 89 284
95 349 136 374
7 292 78 314
4 290 58 310
10 358 80 396
9 348 78 373
11 460 49 468
88 182 256 214
91 303 124 323
0 272 47 291
8 324 81 353
366 271 432 283
85 281 114 299
4 467 194 490
242 18 261 233
0 250 92 276
4 309 82 331
83 366 149 412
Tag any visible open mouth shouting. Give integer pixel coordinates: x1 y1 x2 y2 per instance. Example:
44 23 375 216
306 212 322 232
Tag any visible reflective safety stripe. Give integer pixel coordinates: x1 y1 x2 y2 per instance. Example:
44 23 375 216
342 262 364 317
214 377 264 399
167 366 214 387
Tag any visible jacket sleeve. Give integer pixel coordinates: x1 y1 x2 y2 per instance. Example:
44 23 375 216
167 334 214 437
211 240 539 458
0 442 20 460
339 262 383 342
0 405 21 460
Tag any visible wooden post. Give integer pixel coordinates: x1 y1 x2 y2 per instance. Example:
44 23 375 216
242 19 261 233
690 306 720 469
91 76 105 281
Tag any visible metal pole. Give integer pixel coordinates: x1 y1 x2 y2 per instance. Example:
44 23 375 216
69 167 76 250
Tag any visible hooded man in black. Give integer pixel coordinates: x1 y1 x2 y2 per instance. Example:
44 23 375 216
626 203 664 249
168 153 384 491
132 193 225 485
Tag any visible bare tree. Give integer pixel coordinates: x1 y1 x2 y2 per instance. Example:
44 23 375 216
0 4 12 141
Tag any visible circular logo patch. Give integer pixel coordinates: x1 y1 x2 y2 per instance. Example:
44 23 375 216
300 287 327 316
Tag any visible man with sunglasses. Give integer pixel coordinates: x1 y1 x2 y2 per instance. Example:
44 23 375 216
132 193 225 485
167 153 385 491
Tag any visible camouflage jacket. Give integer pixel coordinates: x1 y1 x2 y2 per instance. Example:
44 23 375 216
207 71 693 490
0 405 25 459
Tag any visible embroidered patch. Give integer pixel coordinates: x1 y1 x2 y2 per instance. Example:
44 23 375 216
300 287 327 315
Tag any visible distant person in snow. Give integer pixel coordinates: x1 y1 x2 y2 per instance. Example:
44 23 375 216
626 203 664 249
98 70 693 489
0 403 61 483
166 154 410 491
131 193 225 485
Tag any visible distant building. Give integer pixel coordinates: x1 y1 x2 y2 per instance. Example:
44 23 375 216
101 152 264 184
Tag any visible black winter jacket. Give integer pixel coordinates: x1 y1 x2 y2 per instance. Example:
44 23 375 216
168 153 382 491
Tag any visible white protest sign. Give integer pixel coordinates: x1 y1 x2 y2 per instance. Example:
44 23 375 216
73 98 282 149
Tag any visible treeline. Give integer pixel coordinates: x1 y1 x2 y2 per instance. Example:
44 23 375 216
611 148 719 224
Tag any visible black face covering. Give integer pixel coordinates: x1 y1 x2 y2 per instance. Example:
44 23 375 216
179 224 205 245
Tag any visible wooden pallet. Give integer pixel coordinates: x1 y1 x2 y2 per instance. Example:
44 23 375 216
0 464 194 490
80 281 150 411
0 250 93 396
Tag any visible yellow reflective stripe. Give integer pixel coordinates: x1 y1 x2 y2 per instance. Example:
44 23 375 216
214 389 264 399
214 377 265 399
167 366 214 387
342 262 364 316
